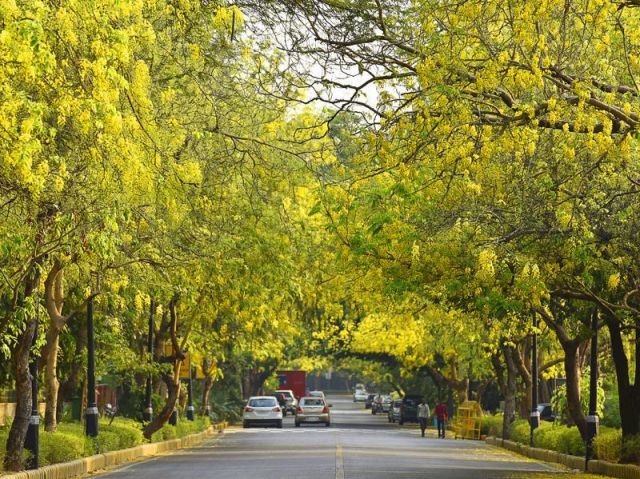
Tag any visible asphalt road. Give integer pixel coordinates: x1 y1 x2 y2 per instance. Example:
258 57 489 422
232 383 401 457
96 395 588 479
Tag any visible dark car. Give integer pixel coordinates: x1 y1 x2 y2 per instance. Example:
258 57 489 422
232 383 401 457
388 399 402 423
398 395 422 425
365 393 376 409
537 403 556 422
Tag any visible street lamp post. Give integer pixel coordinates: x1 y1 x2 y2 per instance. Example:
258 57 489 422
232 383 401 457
85 275 99 437
586 307 600 466
144 299 154 422
530 310 540 447
24 290 40 469
187 366 194 421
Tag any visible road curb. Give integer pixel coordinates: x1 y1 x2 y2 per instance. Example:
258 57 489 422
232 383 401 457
485 436 640 478
1 422 228 479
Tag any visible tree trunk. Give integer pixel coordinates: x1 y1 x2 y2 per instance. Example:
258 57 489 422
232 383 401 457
201 375 213 416
4 272 39 472
607 314 640 440
564 341 586 437
143 371 181 439
143 296 185 439
537 306 587 438
43 328 60 431
502 345 518 440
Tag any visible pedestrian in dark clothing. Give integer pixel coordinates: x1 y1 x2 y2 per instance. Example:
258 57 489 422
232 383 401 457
435 401 448 438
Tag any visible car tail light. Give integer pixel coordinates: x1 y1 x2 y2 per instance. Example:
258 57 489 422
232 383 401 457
272 406 281 412
244 406 254 412
322 405 329 414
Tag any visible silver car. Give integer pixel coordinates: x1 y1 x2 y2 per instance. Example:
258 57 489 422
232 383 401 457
295 397 331 427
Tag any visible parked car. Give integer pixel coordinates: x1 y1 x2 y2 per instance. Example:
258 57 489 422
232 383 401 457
274 389 298 414
365 393 377 409
537 403 556 422
381 395 393 413
388 399 402 423
371 394 384 414
243 396 283 428
295 397 331 427
398 395 422 425
353 386 368 402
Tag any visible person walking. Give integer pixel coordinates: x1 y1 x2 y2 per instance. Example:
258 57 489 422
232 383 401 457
435 400 448 438
417 399 431 437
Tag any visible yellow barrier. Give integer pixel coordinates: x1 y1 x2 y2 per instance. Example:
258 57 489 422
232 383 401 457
452 401 483 440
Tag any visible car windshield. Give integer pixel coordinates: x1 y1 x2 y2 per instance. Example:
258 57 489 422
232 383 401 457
404 399 419 406
301 399 324 406
249 398 277 407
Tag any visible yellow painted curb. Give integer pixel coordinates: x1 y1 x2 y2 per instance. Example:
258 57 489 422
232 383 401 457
1 422 227 479
486 436 640 479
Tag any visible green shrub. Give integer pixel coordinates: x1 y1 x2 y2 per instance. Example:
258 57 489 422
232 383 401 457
151 423 177 442
557 427 585 456
481 414 503 437
602 392 622 428
622 433 640 463
100 419 144 449
0 427 8 470
594 427 622 462
510 419 531 444
92 431 121 454
40 431 87 466
533 422 561 451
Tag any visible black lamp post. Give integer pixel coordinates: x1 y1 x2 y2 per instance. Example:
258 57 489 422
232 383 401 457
187 366 194 421
24 289 40 469
530 310 540 446
85 274 99 437
144 299 154 422
586 307 600 466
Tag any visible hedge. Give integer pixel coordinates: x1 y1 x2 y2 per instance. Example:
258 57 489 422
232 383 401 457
481 414 640 464
0 416 210 472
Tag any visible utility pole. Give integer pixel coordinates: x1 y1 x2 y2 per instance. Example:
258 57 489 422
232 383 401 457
24 285 40 469
85 274 99 437
530 310 540 447
586 307 600 467
144 298 154 422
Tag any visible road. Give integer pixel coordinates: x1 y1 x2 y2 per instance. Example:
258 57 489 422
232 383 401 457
97 395 591 479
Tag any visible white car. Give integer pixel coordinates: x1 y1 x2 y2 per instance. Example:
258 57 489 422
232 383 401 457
353 388 368 402
243 396 283 428
295 397 331 427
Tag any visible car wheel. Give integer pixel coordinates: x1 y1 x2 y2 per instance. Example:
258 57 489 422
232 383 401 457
277 420 283 429
399 419 404 425
325 422 330 428
295 421 300 427
243 421 249 428
372 409 376 415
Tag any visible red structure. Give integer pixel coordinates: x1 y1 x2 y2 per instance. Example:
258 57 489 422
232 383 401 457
277 370 306 399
